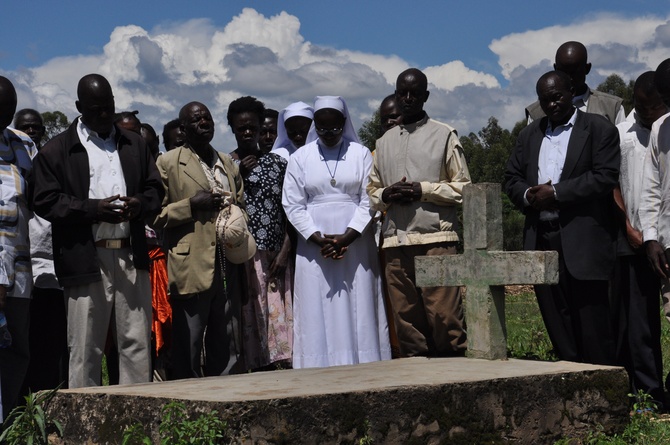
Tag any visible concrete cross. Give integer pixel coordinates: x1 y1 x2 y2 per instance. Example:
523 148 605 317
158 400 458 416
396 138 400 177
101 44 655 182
415 183 559 360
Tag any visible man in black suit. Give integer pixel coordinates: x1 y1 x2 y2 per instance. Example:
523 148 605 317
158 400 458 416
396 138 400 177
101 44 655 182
505 70 620 365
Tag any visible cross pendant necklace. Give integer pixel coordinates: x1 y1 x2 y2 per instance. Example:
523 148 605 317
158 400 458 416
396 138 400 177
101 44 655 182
318 142 343 187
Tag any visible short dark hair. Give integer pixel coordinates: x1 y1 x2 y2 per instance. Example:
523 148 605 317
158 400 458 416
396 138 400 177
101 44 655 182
655 59 670 98
114 110 139 123
14 108 43 125
634 71 657 96
141 122 157 139
162 118 180 137
536 70 573 95
263 108 279 120
227 96 265 127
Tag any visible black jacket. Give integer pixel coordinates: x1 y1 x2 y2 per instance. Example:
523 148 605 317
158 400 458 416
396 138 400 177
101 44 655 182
31 119 164 287
505 110 620 281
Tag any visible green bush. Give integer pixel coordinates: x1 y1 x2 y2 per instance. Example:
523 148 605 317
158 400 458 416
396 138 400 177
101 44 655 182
122 401 227 445
0 388 62 445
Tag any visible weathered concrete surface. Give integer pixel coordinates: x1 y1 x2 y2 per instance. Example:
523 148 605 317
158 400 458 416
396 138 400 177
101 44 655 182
46 357 629 444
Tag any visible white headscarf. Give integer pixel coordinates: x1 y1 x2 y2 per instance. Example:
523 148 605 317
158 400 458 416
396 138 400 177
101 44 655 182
271 102 314 157
306 96 360 145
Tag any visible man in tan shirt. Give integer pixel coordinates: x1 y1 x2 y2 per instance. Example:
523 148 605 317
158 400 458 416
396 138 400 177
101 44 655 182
367 68 471 357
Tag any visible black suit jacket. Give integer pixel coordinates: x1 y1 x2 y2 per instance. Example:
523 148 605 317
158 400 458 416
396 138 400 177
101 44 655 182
31 119 164 287
505 110 620 281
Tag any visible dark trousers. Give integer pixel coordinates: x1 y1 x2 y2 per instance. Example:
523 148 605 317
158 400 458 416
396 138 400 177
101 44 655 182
170 255 243 379
534 225 616 365
0 297 30 420
614 254 665 404
21 287 68 394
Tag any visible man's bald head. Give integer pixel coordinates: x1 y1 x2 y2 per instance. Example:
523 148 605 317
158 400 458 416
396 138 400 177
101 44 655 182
75 74 115 137
536 71 575 126
179 101 215 149
554 41 591 95
0 77 17 132
396 68 428 92
395 68 429 123
77 74 113 101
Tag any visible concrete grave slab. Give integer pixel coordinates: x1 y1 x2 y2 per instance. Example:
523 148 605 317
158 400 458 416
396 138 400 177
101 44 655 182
47 357 628 444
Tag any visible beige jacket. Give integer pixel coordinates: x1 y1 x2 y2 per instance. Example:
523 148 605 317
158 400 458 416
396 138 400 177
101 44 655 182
367 115 471 248
154 146 244 296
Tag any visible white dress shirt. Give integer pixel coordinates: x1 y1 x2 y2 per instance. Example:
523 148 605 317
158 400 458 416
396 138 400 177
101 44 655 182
76 120 129 241
640 112 670 248
617 119 650 232
528 110 577 221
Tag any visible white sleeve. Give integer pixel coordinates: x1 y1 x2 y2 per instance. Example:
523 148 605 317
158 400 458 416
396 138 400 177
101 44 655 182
639 131 660 242
282 154 319 240
346 148 374 233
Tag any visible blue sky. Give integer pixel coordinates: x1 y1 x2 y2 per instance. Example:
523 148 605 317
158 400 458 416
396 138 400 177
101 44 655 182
3 1 670 148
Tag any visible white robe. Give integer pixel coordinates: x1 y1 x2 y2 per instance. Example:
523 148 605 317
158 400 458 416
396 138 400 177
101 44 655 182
282 139 391 368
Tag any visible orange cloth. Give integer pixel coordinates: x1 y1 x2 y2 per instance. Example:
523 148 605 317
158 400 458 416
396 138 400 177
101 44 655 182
149 245 171 353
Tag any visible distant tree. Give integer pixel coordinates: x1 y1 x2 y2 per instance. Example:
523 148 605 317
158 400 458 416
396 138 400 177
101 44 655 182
41 111 70 144
461 117 526 250
461 117 518 185
358 110 381 152
596 74 634 116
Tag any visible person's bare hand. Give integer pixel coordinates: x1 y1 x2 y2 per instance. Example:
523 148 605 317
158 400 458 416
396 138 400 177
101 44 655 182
626 226 644 251
97 195 125 223
119 196 142 221
190 190 224 212
322 229 360 260
527 182 557 211
382 177 418 204
646 240 669 279
308 232 340 259
269 233 292 278
239 155 259 176
269 248 290 278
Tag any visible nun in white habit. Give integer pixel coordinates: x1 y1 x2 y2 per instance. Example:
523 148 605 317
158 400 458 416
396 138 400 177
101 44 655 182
282 96 391 368
270 101 314 160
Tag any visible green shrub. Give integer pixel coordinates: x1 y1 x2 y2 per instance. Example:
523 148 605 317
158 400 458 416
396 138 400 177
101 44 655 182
0 388 62 445
122 401 227 445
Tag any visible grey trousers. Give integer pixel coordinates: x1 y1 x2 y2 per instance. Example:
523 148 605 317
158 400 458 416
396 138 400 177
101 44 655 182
64 247 152 388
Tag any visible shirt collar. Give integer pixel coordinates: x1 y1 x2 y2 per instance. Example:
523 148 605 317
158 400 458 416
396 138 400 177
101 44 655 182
572 87 592 106
547 108 578 133
399 113 430 132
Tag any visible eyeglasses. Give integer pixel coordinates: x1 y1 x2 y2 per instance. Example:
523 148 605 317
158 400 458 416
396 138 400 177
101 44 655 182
315 127 343 136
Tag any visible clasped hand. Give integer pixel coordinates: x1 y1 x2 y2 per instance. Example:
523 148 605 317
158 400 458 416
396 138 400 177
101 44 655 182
190 190 230 212
239 155 259 176
381 176 421 204
309 230 359 260
526 181 557 211
96 195 142 223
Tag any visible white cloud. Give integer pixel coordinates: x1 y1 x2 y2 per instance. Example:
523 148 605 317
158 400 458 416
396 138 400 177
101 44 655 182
8 9 670 151
8 8 499 149
490 13 670 81
424 61 500 91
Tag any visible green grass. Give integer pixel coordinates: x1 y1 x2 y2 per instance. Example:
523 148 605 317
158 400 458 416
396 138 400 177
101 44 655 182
506 291 557 361
505 290 670 444
506 290 670 379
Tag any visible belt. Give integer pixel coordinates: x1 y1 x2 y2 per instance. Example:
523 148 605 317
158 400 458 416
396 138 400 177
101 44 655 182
537 219 560 232
95 238 131 249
